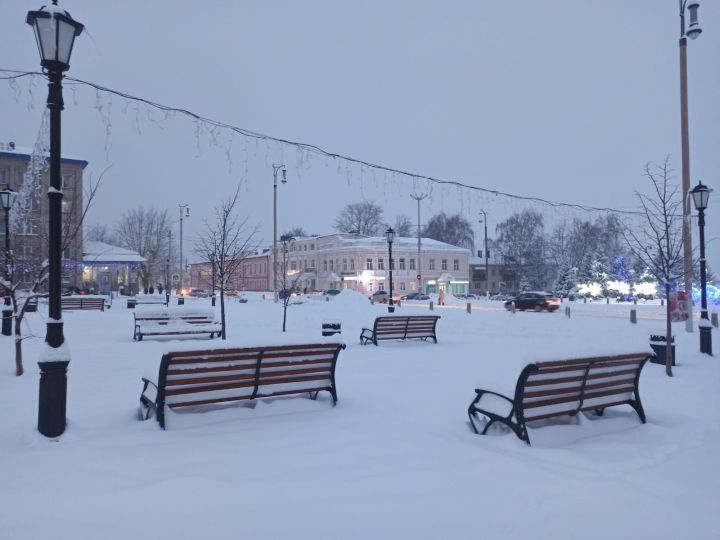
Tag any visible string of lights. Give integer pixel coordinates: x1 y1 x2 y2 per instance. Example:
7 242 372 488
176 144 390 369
1 68 645 217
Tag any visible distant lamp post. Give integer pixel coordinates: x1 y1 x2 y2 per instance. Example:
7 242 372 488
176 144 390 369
178 203 190 296
678 0 703 333
272 164 287 301
479 210 489 297
689 180 713 355
27 0 84 438
1 186 18 337
385 227 396 313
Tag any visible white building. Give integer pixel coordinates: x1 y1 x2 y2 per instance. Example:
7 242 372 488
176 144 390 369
283 233 470 295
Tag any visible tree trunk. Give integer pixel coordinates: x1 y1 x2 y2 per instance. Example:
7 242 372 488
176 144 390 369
665 283 673 377
220 290 226 340
14 314 24 376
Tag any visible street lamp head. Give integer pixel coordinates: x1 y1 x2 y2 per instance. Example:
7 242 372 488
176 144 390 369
26 1 84 72
690 181 712 211
686 1 702 40
0 185 17 211
185 206 190 217
281 168 287 184
385 227 396 245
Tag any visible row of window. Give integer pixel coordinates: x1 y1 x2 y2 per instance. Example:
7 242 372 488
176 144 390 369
365 257 460 272
284 256 463 273
0 170 76 189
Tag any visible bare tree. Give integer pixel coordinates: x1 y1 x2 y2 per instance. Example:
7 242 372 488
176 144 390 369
495 210 546 289
423 212 474 251
114 207 170 290
283 226 307 238
334 201 384 236
197 186 260 339
622 158 684 377
85 223 115 244
2 169 103 376
393 214 413 237
278 235 304 332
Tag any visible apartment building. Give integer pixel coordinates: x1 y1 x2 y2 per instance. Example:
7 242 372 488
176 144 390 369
0 141 87 288
189 233 471 295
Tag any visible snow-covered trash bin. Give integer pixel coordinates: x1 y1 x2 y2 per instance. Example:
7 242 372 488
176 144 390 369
649 332 675 366
322 320 341 337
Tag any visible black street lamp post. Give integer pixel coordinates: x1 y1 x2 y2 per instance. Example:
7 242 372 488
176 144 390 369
1 186 17 337
690 181 713 356
386 227 396 313
27 0 84 438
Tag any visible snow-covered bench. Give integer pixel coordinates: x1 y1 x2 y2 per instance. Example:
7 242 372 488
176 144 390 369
133 307 220 341
127 295 167 309
467 352 653 445
61 296 105 311
139 341 347 428
360 315 440 346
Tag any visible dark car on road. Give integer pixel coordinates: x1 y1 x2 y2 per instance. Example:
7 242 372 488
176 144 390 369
504 291 560 312
400 292 430 301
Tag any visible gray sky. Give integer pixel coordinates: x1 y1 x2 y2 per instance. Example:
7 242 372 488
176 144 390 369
1 0 719 271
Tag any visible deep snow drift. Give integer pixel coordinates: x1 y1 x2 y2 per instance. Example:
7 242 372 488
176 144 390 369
1 291 718 539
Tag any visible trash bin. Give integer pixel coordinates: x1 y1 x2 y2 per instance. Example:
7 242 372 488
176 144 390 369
649 333 675 366
322 320 341 337
177 297 185 306
127 298 137 309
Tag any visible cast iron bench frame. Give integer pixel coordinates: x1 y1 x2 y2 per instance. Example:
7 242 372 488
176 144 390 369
61 296 105 311
360 315 440 346
467 352 652 445
140 342 346 428
133 310 221 341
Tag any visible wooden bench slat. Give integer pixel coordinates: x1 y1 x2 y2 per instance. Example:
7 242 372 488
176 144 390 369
169 386 333 409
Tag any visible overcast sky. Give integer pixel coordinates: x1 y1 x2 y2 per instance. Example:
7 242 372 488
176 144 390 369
1 1 719 271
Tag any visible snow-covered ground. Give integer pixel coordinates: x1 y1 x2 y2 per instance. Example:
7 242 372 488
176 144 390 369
1 292 718 539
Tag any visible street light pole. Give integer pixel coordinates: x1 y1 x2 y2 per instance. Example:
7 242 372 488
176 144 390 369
689 181 713 356
1 186 17 337
272 164 286 301
178 204 189 296
27 0 84 438
678 0 703 333
479 210 489 297
386 227 396 313
410 193 427 293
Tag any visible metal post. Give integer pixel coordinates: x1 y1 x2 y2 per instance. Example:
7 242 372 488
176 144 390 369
2 205 11 336
272 164 285 301
38 68 68 438
388 240 394 313
697 207 712 355
411 193 427 293
678 0 701 333
479 210 489 296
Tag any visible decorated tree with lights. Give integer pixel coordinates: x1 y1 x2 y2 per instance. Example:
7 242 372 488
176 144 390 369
553 262 578 298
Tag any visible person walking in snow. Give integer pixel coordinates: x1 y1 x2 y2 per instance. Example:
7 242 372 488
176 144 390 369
438 288 445 306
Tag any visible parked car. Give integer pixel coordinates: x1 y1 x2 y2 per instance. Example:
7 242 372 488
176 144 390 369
369 290 400 304
504 291 560 312
400 292 430 301
323 289 342 296
189 288 209 298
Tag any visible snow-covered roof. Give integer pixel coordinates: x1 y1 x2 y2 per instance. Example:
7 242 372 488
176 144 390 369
0 142 88 167
294 233 471 254
83 241 146 264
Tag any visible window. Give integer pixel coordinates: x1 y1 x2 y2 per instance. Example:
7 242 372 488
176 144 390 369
390 258 395 270
310 243 315 250
350 258 355 271
16 171 24 186
379 282 385 291
329 259 334 271
61 174 73 189
441 259 448 270
21 246 39 260
17 220 39 235
399 282 406 291
399 258 406 270
342 259 347 271
366 258 373 270
62 248 71 260
291 261 297 271
429 258 435 270
454 259 460 271
323 260 328 271
22 197 40 212
303 245 307 251
378 258 384 270
368 282 373 292
310 259 315 270
409 258 416 270
0 221 5 235
0 170 5 183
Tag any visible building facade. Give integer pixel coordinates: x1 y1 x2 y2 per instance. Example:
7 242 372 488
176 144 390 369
0 141 87 289
189 233 471 295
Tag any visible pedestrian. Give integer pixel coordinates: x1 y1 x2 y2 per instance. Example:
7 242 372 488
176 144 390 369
439 288 445 306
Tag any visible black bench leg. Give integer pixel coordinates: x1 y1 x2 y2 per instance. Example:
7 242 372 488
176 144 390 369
594 408 605 416
628 399 647 424
309 390 319 400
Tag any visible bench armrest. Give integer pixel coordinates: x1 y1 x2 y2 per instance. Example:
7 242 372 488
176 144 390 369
470 389 516 419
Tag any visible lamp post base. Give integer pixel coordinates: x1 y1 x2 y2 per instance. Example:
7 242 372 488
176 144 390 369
699 326 712 356
38 360 69 438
